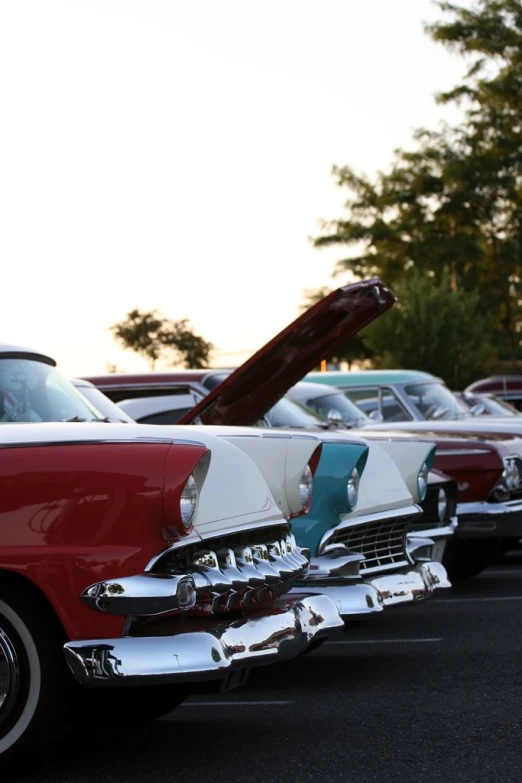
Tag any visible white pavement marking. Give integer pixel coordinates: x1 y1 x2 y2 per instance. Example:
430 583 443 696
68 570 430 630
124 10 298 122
178 700 293 707
435 595 522 603
325 637 442 645
484 569 522 575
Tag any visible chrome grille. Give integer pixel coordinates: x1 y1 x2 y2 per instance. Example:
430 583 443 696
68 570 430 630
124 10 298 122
326 517 411 574
152 526 310 614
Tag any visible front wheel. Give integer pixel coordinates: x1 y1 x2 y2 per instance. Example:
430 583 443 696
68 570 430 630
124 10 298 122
0 588 73 768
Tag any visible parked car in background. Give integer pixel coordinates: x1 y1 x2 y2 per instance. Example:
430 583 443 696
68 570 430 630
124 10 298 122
455 390 522 417
465 376 522 411
295 377 522 576
305 369 471 422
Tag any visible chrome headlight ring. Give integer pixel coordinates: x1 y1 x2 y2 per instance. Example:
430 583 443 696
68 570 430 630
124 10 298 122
347 467 360 510
299 464 313 511
180 474 198 528
417 462 429 502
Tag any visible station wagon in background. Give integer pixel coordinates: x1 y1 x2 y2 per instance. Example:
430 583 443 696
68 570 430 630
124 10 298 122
466 376 522 412
454 391 522 417
0 344 346 764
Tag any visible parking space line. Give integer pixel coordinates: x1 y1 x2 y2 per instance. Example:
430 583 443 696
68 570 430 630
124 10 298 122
179 700 293 707
435 595 522 603
325 637 442 645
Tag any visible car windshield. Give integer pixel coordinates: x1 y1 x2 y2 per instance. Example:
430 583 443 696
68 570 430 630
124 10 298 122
0 358 105 423
74 384 135 423
302 391 370 425
478 395 521 417
265 396 331 429
404 381 471 421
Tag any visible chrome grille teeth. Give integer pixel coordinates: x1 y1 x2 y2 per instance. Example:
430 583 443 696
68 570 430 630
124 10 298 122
184 535 308 612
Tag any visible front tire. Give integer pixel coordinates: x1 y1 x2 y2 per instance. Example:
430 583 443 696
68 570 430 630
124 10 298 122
0 588 72 767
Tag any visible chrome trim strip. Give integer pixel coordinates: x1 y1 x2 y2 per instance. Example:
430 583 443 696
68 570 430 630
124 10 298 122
0 437 208 450
436 449 492 456
63 594 344 686
457 499 522 518
145 518 289 570
318 504 422 554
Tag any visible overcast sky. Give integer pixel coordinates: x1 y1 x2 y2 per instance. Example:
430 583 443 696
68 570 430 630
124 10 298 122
0 0 467 375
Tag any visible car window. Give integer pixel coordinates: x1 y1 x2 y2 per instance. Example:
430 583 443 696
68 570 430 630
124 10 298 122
138 408 193 425
404 382 469 420
303 392 369 424
265 397 327 428
0 358 103 423
344 387 411 422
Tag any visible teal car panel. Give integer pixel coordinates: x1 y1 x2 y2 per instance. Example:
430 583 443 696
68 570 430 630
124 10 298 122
291 440 369 555
305 370 439 387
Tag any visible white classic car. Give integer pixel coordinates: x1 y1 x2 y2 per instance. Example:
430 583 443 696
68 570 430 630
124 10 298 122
0 393 345 763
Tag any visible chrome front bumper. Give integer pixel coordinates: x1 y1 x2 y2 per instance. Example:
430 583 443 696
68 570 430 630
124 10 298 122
409 516 458 564
292 562 451 619
457 499 522 538
63 594 344 687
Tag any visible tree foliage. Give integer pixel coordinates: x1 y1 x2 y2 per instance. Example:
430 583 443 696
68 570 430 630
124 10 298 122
363 269 495 388
311 0 522 368
110 309 213 369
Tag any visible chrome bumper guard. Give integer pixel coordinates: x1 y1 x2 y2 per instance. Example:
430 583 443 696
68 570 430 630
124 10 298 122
292 562 451 618
63 594 344 687
457 499 522 537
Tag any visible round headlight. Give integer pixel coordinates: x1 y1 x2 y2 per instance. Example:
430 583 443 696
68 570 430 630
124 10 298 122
347 467 360 510
417 462 429 502
437 488 447 521
501 458 520 493
299 464 313 510
180 474 198 529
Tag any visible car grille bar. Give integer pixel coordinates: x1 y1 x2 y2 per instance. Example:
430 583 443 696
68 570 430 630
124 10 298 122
318 516 412 574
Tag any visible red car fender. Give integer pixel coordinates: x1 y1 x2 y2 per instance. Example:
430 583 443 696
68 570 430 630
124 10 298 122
0 440 207 639
432 439 505 502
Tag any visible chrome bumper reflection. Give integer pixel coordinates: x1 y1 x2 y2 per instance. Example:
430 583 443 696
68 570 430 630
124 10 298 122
408 516 458 542
291 562 451 619
63 594 343 687
457 499 522 537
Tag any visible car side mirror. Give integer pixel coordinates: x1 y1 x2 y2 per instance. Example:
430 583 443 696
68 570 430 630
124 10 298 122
471 403 486 416
368 409 384 423
326 409 343 423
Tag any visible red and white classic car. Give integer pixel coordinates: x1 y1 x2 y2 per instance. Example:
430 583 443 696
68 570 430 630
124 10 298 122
0 346 344 764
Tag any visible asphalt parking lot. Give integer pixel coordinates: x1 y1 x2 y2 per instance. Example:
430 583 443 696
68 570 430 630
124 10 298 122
17 552 522 783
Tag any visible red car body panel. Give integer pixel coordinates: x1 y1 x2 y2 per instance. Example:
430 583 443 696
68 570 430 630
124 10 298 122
0 440 207 640
357 431 505 503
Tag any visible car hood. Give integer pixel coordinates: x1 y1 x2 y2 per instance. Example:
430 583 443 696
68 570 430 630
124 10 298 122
178 278 395 426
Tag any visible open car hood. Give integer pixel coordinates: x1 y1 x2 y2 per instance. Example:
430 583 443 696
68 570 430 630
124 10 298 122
178 277 396 426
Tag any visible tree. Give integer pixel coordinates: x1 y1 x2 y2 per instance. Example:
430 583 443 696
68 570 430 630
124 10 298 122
110 309 213 369
363 268 495 388
312 0 522 367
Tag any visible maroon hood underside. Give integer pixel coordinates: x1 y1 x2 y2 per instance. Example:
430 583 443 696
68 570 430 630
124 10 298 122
178 278 396 426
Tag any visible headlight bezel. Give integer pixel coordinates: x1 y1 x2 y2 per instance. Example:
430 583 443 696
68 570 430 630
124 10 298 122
417 461 429 503
347 467 360 510
298 463 314 513
180 473 199 529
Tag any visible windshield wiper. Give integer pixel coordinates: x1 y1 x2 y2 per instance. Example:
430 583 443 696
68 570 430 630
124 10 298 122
63 416 111 423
